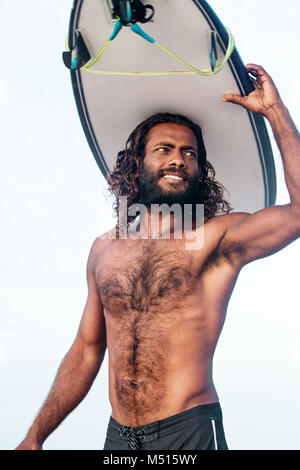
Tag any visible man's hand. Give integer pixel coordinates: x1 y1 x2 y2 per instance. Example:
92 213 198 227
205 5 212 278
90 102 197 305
222 64 284 117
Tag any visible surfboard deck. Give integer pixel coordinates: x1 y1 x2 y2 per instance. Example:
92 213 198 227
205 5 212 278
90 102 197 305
65 0 276 213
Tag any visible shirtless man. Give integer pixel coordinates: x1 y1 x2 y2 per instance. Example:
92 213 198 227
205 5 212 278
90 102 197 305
16 65 300 450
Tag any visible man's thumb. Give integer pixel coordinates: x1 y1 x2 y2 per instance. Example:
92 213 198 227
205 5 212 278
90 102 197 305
222 94 245 106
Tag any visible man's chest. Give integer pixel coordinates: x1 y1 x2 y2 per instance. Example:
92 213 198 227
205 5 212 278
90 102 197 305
95 237 227 316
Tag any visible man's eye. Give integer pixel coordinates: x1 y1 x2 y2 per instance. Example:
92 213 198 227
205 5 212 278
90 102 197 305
156 147 168 152
185 151 196 158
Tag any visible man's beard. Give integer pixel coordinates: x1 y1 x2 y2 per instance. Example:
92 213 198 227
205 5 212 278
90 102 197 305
137 162 202 208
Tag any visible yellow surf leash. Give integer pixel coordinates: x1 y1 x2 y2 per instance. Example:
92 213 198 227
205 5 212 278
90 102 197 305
64 20 235 77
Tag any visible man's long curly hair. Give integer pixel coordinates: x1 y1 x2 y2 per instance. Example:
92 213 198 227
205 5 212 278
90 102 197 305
107 113 233 232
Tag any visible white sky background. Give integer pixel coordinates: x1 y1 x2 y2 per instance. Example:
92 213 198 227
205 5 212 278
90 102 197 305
0 0 299 450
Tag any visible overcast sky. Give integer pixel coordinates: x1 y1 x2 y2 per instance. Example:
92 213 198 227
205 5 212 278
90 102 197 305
1 0 300 450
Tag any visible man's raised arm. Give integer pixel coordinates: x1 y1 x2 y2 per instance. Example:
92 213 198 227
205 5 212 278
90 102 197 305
219 64 300 266
16 237 107 450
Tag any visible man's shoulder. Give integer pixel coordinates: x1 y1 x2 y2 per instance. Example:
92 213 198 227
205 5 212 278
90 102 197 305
209 212 251 263
206 211 250 231
89 228 116 257
203 212 251 255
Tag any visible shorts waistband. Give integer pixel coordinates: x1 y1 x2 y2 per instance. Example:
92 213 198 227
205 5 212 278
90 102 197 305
107 402 223 446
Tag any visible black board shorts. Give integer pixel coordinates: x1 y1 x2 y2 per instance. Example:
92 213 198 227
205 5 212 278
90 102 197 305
103 402 228 450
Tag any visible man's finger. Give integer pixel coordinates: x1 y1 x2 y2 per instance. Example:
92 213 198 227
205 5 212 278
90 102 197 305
246 63 272 83
252 80 261 90
222 94 246 106
246 63 267 75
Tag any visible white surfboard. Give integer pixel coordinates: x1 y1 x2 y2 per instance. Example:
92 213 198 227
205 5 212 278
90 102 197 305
64 0 276 213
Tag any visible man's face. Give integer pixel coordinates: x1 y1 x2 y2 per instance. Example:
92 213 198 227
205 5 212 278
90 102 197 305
137 123 200 206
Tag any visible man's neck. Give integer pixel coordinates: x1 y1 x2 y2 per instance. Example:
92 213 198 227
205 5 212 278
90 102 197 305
128 210 202 240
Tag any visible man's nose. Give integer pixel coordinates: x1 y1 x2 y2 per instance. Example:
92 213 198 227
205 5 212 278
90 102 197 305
168 150 186 167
